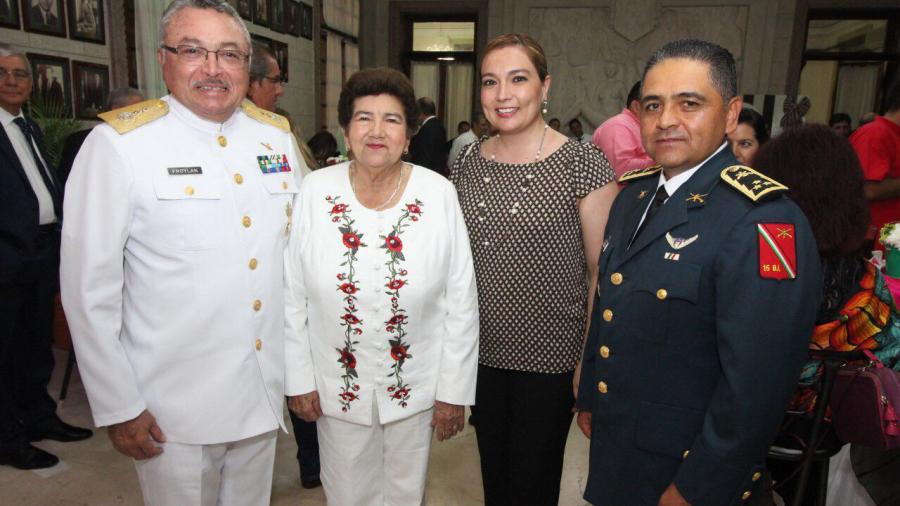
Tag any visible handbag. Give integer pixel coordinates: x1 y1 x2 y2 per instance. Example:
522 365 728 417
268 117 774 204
829 350 900 449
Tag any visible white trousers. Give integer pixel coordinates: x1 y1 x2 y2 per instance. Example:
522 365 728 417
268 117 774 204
318 398 434 506
133 430 277 506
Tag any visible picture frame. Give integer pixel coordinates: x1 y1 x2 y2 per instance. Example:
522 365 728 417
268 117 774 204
271 39 288 82
22 0 66 37
66 0 105 45
0 0 21 29
235 0 251 20
269 0 284 33
285 0 301 37
27 53 72 116
252 0 268 27
72 60 108 119
299 1 312 40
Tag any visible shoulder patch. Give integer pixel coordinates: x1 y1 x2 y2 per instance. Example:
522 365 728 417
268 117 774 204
241 100 290 132
720 165 789 203
619 164 662 183
98 99 168 134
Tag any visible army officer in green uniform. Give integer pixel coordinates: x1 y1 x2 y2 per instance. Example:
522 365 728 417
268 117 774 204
576 39 821 506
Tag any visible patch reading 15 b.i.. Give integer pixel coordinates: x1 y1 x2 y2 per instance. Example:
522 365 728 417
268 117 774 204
757 223 797 280
167 166 202 176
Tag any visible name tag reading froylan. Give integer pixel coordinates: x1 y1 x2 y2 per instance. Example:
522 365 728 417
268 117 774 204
167 166 203 176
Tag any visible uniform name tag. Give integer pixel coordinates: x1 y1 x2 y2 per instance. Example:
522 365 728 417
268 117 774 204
167 166 203 176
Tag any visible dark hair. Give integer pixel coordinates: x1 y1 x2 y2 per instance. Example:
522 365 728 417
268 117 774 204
626 80 641 107
886 79 900 113
417 97 436 116
737 108 770 145
829 112 851 127
753 124 869 257
249 42 275 82
642 39 737 100
568 118 582 128
337 67 419 137
482 33 549 81
308 130 339 158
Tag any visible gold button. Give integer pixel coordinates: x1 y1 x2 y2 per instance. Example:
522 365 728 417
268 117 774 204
602 309 613 322
184 186 195 196
217 135 227 147
599 346 610 358
610 272 623 285
234 173 243 184
253 299 262 311
255 338 262 351
282 181 288 190
741 491 751 501
597 381 608 394
242 216 252 228
752 471 761 482
682 450 690 458
656 288 668 300
249 258 258 270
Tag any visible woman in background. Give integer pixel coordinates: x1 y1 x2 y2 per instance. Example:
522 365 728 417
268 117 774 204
728 108 769 165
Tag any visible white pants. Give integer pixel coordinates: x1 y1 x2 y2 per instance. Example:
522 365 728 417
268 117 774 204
318 398 434 506
133 430 277 506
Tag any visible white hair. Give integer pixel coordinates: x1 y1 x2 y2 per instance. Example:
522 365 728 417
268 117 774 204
158 0 251 53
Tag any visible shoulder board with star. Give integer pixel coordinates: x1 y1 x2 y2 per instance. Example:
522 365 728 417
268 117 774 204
241 100 290 132
98 99 168 134
720 165 789 203
618 164 662 183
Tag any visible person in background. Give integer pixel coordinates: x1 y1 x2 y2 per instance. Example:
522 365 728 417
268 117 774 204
308 130 341 168
829 112 852 137
408 96 449 176
859 111 877 128
451 33 618 505
727 108 769 166
548 117 560 131
285 66 478 505
568 117 590 143
456 120 470 135
448 114 489 168
592 80 654 178
57 87 145 185
851 80 900 244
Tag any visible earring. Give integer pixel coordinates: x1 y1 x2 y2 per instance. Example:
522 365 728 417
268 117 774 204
403 148 409 155
542 98 548 115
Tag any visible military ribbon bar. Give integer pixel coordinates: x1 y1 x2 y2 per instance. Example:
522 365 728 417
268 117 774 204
757 223 797 280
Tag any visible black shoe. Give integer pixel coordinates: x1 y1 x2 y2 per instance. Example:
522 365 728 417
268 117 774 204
0 443 59 469
26 417 93 443
301 477 322 489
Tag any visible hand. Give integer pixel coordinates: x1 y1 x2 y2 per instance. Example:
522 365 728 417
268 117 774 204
658 483 691 506
573 360 582 400
288 391 323 422
107 409 166 460
431 401 465 441
576 410 592 438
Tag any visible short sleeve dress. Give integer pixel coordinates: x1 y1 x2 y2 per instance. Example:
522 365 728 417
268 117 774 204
450 138 615 373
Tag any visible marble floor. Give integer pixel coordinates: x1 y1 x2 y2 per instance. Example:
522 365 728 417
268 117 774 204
1 349 592 505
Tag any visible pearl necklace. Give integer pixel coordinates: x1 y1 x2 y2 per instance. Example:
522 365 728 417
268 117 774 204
350 162 406 211
486 123 549 216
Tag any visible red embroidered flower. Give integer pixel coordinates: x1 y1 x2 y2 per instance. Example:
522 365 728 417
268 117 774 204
391 345 408 361
406 203 422 214
330 203 348 214
399 270 408 276
340 391 358 401
336 273 345 280
339 283 358 294
385 235 403 252
387 314 407 325
342 233 361 249
339 350 357 369
341 314 360 325
386 279 405 290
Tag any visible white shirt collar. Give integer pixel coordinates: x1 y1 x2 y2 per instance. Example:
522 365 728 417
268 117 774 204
165 95 240 134
0 106 24 128
655 141 729 197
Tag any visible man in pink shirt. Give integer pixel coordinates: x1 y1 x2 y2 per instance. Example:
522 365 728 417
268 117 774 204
592 81 654 179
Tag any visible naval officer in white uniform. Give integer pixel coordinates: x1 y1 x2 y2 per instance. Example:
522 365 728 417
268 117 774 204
59 1 302 504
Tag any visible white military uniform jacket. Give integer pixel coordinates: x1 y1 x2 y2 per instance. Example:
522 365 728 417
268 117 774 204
61 96 302 444
284 163 479 426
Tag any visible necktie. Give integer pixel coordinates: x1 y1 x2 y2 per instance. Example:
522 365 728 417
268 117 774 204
632 185 669 244
13 117 61 219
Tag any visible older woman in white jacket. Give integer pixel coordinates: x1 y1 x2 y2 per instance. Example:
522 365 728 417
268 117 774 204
284 67 479 505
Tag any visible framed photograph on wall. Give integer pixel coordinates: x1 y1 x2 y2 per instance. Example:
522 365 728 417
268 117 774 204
252 0 268 27
0 0 21 29
271 39 288 82
22 0 66 37
299 1 312 40
269 0 284 33
72 60 108 119
27 53 71 116
235 0 251 20
67 0 105 44
285 0 301 37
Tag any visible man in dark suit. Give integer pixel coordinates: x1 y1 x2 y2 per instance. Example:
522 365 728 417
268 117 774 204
408 96 449 176
576 39 821 506
0 45 91 470
30 0 58 28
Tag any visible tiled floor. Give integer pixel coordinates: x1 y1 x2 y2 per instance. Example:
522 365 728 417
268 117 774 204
1 350 591 505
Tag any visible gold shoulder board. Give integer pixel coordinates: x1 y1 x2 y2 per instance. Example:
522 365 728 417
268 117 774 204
98 99 168 134
720 165 789 203
241 100 290 132
619 164 662 183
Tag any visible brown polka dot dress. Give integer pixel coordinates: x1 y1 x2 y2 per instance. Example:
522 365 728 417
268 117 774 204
450 138 615 373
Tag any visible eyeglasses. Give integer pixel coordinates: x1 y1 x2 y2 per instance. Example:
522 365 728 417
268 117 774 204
261 74 287 85
160 45 249 68
0 68 32 81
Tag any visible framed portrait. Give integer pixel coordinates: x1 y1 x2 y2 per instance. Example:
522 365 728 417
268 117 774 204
72 61 108 119
269 0 284 33
299 2 312 40
22 0 66 37
271 40 288 82
66 0 105 44
27 53 71 116
285 0 300 37
235 0 251 20
252 0 268 27
0 0 21 29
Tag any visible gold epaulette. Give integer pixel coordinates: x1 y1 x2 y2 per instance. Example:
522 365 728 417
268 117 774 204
618 164 662 183
98 99 168 134
720 165 789 202
241 100 290 132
